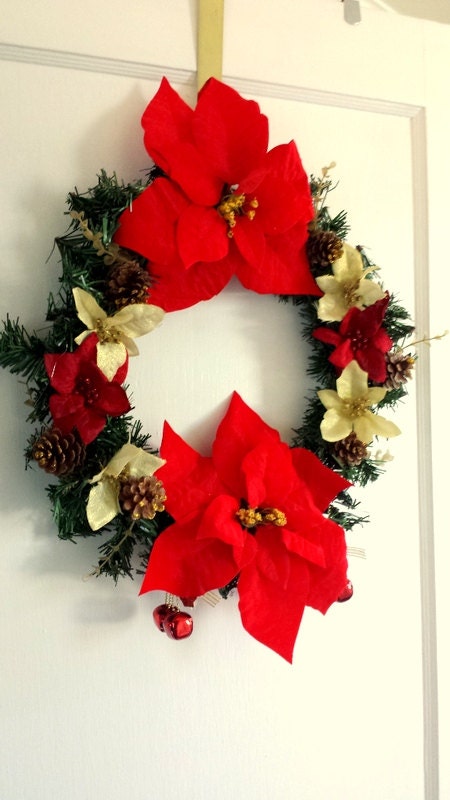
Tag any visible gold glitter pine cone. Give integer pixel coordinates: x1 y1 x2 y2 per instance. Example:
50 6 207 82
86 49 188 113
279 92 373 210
384 351 415 390
105 258 152 309
306 230 344 276
32 427 86 476
119 475 166 521
333 432 368 467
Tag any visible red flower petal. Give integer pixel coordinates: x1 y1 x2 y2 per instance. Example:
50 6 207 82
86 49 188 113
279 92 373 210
114 179 188 265
73 408 110 444
252 142 313 234
142 78 224 206
372 326 393 352
194 78 269 186
238 543 310 662
290 448 350 511
160 142 224 207
355 346 389 383
253 527 292 587
306 518 348 613
140 516 249 598
313 326 342 348
328 339 354 371
158 422 225 520
240 440 300 509
147 255 235 311
212 392 280 496
49 393 84 422
141 77 194 175
197 495 245 547
48 397 108 444
92 381 130 417
341 294 390 338
177 203 229 268
238 513 348 661
237 225 320 296
281 527 326 568
233 216 266 272
45 351 78 394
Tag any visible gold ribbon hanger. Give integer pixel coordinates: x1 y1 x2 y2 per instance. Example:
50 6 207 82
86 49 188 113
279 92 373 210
197 0 225 91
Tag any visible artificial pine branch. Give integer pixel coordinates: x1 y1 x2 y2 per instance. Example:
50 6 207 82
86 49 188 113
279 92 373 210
0 317 47 382
67 169 150 231
89 507 170 582
309 166 351 240
90 520 139 581
384 293 415 341
46 476 91 540
327 491 368 532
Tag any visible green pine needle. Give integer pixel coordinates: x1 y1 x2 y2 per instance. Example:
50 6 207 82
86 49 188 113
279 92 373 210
0 316 47 382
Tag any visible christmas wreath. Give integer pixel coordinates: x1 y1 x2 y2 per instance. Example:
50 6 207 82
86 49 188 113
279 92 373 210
0 78 416 661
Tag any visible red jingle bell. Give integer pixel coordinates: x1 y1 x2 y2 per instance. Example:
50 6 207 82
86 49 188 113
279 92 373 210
163 610 194 640
152 603 174 631
337 580 354 602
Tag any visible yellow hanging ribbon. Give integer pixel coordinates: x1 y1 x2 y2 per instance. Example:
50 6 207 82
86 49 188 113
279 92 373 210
197 0 224 92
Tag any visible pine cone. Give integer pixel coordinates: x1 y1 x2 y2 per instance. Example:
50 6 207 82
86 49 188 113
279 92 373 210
31 428 86 476
384 351 415 389
105 258 152 309
333 432 368 467
119 475 166 521
306 230 344 276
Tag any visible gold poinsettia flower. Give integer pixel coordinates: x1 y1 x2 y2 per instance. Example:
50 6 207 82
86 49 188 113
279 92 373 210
316 243 385 322
86 443 165 531
317 360 401 444
73 288 164 380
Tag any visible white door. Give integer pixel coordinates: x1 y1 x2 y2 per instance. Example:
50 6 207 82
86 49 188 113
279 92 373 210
1 2 448 799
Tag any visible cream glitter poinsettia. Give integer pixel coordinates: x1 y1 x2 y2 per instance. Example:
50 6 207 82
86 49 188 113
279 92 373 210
316 243 385 322
73 288 165 380
87 443 165 531
317 360 401 444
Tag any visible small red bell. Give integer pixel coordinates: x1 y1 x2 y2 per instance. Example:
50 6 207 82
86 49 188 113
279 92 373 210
337 580 353 602
152 603 173 631
163 610 194 640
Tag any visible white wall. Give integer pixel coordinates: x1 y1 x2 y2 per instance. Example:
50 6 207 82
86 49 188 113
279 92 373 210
1 3 449 798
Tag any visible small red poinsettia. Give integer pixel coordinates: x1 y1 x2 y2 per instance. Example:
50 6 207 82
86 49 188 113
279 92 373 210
114 77 319 311
140 392 350 662
44 335 131 445
313 294 392 383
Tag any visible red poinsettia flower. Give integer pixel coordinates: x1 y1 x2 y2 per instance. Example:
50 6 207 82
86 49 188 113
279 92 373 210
140 392 350 662
44 335 131 445
114 77 319 311
313 294 392 383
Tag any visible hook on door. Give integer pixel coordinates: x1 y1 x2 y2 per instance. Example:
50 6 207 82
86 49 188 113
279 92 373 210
342 0 362 24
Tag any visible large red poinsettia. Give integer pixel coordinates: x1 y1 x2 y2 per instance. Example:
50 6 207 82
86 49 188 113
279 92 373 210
313 294 392 383
114 78 319 311
44 335 130 444
140 393 350 662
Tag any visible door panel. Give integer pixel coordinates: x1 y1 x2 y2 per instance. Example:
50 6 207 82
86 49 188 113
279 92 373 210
1 2 447 798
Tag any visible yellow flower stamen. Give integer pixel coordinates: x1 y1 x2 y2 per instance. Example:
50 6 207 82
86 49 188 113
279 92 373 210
342 397 369 418
217 192 258 237
236 505 287 529
342 281 361 307
95 318 122 344
236 507 263 527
